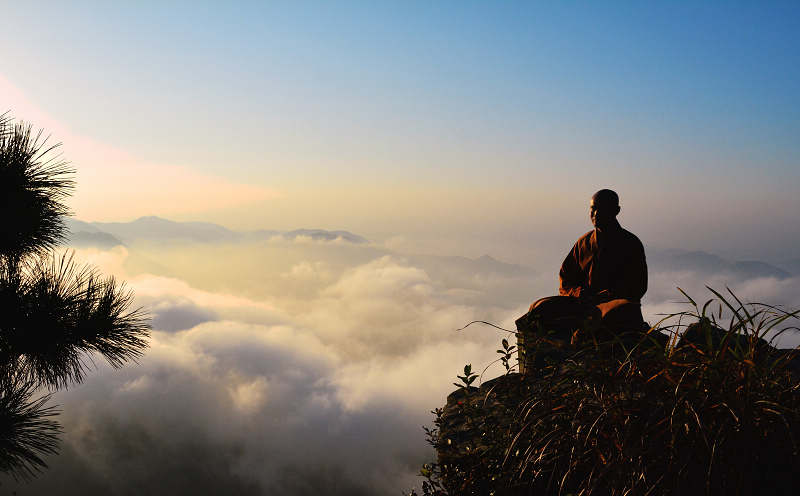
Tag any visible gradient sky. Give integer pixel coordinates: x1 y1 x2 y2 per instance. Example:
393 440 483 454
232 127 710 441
2 1 799 260
3 3 800 493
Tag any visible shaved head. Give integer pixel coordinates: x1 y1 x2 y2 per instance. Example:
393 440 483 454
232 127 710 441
592 189 619 208
589 189 621 230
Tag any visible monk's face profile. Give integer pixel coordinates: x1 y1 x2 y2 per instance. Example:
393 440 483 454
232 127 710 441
589 190 620 230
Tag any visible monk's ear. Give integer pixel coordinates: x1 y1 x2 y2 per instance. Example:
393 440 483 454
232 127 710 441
615 205 621 216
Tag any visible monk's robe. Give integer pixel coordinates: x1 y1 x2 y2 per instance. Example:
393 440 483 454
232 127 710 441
559 220 647 303
518 222 648 371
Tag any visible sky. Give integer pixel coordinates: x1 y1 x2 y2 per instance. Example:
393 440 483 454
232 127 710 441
1 2 800 494
3 1 800 261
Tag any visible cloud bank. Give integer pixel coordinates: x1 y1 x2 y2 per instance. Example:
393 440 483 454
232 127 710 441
3 235 798 494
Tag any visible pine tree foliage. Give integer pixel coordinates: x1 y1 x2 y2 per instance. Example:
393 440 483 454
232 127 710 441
0 254 150 389
0 379 60 480
0 114 73 259
0 112 150 478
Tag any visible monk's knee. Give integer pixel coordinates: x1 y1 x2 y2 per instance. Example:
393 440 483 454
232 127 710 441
597 299 644 329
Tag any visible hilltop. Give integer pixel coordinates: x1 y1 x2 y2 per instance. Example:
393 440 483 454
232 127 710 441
413 296 800 496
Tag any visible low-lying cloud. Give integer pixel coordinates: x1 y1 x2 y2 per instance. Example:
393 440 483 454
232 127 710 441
3 238 798 494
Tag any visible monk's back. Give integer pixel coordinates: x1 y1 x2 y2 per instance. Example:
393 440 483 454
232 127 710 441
568 227 646 301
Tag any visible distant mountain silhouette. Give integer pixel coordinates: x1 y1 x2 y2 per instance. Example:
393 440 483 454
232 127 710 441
62 216 368 245
93 216 238 243
410 253 535 278
776 259 800 277
59 219 797 283
732 261 792 279
649 249 791 280
64 218 102 233
67 231 125 248
243 228 368 243
283 229 368 244
62 218 125 248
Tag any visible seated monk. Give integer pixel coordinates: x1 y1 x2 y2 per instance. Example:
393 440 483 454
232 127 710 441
518 189 648 346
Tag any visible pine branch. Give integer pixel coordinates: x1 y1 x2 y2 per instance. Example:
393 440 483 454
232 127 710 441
0 114 74 259
0 253 151 389
0 377 61 480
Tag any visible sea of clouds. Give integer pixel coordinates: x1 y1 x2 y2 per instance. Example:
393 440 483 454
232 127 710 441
2 235 798 495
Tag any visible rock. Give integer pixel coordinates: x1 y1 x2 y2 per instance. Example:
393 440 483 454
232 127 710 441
437 374 531 495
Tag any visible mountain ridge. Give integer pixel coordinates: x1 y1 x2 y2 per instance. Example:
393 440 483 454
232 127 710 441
647 249 792 279
63 216 368 245
61 218 795 282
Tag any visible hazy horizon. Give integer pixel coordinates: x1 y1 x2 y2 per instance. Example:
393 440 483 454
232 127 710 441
1 215 798 494
4 3 800 263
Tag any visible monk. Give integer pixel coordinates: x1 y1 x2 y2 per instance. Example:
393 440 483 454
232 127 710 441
559 189 647 306
518 189 648 349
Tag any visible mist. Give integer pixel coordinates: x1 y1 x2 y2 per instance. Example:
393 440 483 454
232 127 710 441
1 218 798 494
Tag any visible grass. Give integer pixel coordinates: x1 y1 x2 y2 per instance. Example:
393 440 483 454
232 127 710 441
410 289 800 496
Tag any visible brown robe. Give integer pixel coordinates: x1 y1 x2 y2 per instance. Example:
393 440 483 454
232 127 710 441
559 221 647 303
518 223 648 369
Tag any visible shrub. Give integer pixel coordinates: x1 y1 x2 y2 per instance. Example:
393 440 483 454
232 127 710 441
411 289 800 495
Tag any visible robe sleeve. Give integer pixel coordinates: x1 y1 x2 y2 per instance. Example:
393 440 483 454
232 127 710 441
559 242 584 297
623 238 647 301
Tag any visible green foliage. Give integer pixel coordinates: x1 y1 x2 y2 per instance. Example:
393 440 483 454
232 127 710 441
0 114 73 260
0 379 60 480
0 113 151 479
0 253 150 389
497 338 516 374
406 408 448 496
412 289 800 495
454 364 479 389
